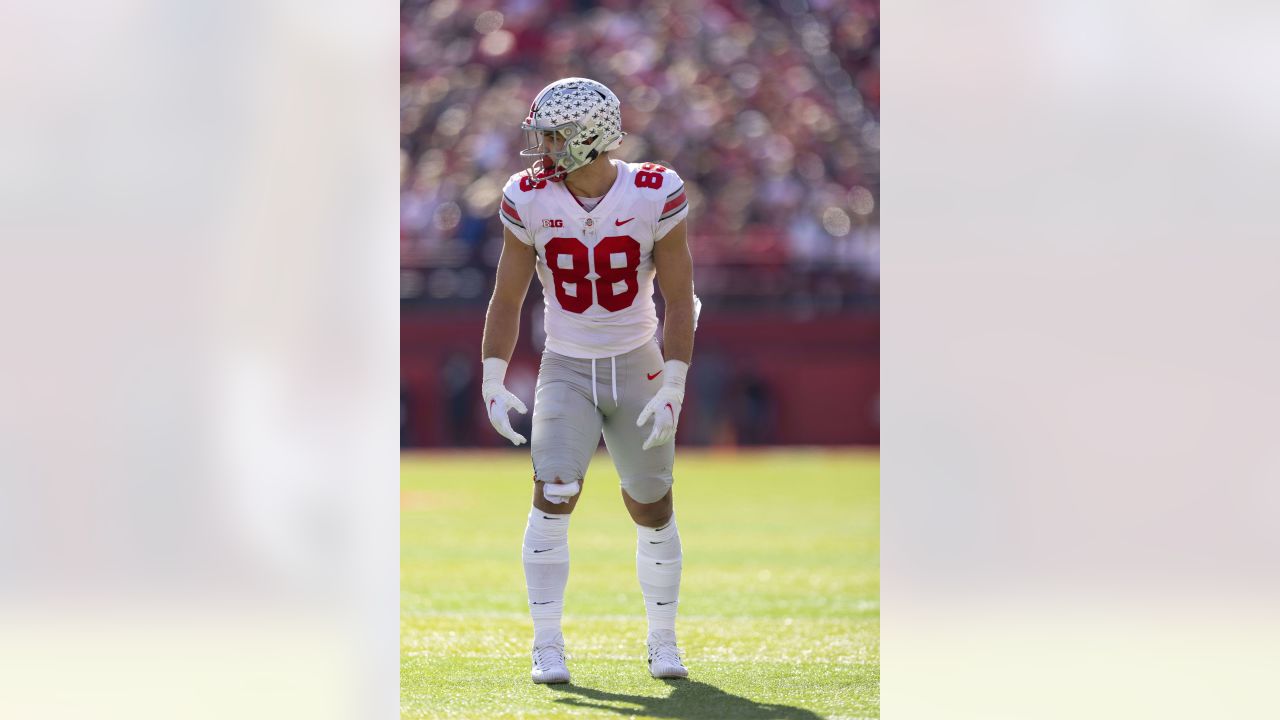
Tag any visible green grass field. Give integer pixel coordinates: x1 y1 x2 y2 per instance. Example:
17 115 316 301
402 449 879 720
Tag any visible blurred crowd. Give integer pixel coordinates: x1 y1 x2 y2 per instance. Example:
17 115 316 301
401 0 879 308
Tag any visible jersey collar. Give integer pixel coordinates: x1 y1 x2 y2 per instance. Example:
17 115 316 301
555 159 626 219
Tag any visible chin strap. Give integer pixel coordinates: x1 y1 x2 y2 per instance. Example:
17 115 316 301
530 159 568 183
530 147 602 183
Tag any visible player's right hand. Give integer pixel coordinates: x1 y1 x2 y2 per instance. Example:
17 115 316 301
481 358 528 446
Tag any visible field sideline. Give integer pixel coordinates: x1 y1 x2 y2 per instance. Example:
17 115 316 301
402 448 879 719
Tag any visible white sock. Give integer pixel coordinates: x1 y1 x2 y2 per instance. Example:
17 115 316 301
636 517 682 636
522 508 570 646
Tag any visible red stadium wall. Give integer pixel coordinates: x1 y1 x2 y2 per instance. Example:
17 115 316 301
401 310 878 447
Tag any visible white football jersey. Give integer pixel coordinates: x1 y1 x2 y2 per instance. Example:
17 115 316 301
499 160 689 359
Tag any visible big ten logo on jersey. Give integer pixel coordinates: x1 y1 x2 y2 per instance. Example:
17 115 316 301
519 176 547 192
635 162 666 189
542 218 564 228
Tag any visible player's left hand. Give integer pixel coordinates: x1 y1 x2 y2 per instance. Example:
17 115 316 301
637 360 689 450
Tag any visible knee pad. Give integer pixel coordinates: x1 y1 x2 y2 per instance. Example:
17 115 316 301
621 473 674 505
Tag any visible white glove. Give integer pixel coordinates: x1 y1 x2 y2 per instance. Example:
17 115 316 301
636 360 688 451
481 357 528 446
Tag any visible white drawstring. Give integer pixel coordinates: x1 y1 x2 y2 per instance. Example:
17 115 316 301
610 356 618 407
590 357 598 408
588 356 619 408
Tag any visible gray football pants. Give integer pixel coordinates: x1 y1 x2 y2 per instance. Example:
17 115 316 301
531 339 675 504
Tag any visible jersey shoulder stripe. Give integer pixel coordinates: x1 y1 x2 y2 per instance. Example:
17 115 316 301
661 189 686 215
501 195 522 221
500 196 524 228
659 192 688 222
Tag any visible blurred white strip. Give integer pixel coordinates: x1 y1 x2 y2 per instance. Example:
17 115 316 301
886 1 1280 717
888 597 1280 719
0 1 397 718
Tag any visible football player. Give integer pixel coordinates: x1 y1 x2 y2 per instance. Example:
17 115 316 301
480 77 695 684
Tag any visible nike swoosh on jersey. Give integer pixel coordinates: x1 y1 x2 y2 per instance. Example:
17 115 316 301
647 370 662 380
532 548 553 553
615 217 635 226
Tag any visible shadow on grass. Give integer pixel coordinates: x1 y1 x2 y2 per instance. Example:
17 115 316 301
552 679 823 720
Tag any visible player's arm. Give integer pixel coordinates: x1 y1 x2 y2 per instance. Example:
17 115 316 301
482 227 536 362
638 219 694 450
653 220 694 364
479 228 536 445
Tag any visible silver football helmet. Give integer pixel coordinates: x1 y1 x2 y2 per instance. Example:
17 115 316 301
520 77 625 183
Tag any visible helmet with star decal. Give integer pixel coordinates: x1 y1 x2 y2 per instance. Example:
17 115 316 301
519 78 625 183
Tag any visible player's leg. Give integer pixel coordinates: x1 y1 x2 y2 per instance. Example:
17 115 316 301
623 486 687 679
602 341 688 678
530 350 602 514
524 351 603 684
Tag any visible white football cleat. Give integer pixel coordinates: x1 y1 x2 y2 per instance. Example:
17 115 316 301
647 630 688 679
531 640 570 684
